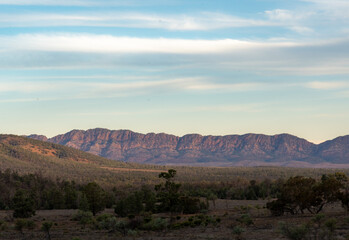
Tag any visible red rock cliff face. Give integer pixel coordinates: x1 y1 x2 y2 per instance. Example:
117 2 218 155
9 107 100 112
28 128 349 166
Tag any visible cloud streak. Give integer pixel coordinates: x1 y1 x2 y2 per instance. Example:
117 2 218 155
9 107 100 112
0 0 163 7
0 33 302 54
306 81 349 90
0 34 348 75
0 78 266 96
0 12 274 31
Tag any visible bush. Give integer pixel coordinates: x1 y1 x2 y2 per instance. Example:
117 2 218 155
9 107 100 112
96 213 114 222
279 222 309 240
83 182 106 216
14 219 36 232
15 219 27 233
72 210 93 227
141 217 168 231
95 215 130 235
12 190 36 218
114 193 143 217
26 220 36 230
266 200 285 216
41 221 53 240
0 220 8 231
237 214 253 226
232 226 245 240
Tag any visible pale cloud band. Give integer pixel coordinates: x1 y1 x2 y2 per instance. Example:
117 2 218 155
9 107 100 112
0 34 348 75
0 33 319 54
0 12 273 31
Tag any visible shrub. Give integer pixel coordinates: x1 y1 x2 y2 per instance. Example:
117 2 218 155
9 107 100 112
41 221 53 240
12 190 36 218
141 217 168 231
15 219 27 233
266 200 285 216
95 215 129 235
72 210 93 227
96 213 113 222
232 226 245 240
279 222 309 240
237 214 253 226
114 193 143 217
83 182 106 216
26 220 36 230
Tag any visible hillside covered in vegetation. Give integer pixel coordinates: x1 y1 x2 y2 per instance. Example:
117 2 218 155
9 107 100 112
2 134 349 188
29 128 349 167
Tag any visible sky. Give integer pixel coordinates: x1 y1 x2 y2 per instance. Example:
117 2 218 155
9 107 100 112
0 0 349 143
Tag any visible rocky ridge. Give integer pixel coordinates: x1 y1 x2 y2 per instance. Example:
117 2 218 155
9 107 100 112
28 128 349 167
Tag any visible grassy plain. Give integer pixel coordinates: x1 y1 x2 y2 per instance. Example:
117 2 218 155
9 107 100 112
0 200 348 240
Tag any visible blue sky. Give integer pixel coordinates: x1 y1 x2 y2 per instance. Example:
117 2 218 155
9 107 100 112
0 0 349 143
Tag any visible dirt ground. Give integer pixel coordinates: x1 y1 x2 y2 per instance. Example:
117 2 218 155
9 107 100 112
1 200 348 240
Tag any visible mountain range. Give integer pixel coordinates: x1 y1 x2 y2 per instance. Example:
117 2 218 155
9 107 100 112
28 128 349 168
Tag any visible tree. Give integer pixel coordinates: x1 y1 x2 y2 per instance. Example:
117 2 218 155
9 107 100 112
78 193 90 212
63 182 78 209
155 169 182 213
12 189 36 218
83 182 105 216
114 192 143 217
267 173 347 216
313 173 346 213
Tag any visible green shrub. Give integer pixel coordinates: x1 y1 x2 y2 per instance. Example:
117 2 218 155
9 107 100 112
0 220 8 231
26 220 35 230
96 216 129 235
232 226 245 240
141 217 168 231
41 221 53 238
96 213 113 222
14 219 36 232
237 214 253 226
12 190 36 218
15 219 27 233
127 229 138 236
72 210 93 227
279 222 309 240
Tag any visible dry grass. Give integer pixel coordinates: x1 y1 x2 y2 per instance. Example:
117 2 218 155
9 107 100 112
1 200 348 240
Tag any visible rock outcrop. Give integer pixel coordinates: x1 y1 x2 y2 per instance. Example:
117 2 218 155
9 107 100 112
28 128 349 166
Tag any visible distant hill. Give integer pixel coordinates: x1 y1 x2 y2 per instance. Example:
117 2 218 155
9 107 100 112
3 134 349 186
28 128 349 168
0 134 168 186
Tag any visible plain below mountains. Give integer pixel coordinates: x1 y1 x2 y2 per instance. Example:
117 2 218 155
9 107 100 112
27 128 349 168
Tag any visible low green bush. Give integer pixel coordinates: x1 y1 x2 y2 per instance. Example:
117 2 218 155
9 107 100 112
141 217 168 231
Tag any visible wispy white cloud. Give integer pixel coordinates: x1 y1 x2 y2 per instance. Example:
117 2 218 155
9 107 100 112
0 81 72 93
265 9 301 21
185 82 263 91
0 33 301 54
0 34 348 75
306 81 349 90
264 9 316 35
289 26 314 34
302 0 349 19
0 12 273 30
0 77 264 97
0 0 163 6
190 104 263 113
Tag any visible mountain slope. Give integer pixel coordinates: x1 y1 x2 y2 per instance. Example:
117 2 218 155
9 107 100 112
6 134 345 185
28 128 349 167
0 134 166 186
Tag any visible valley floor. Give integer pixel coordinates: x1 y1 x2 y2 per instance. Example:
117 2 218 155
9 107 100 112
1 200 348 240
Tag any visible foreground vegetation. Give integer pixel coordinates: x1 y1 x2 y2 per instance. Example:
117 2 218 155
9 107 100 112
3 135 349 239
2 168 349 239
